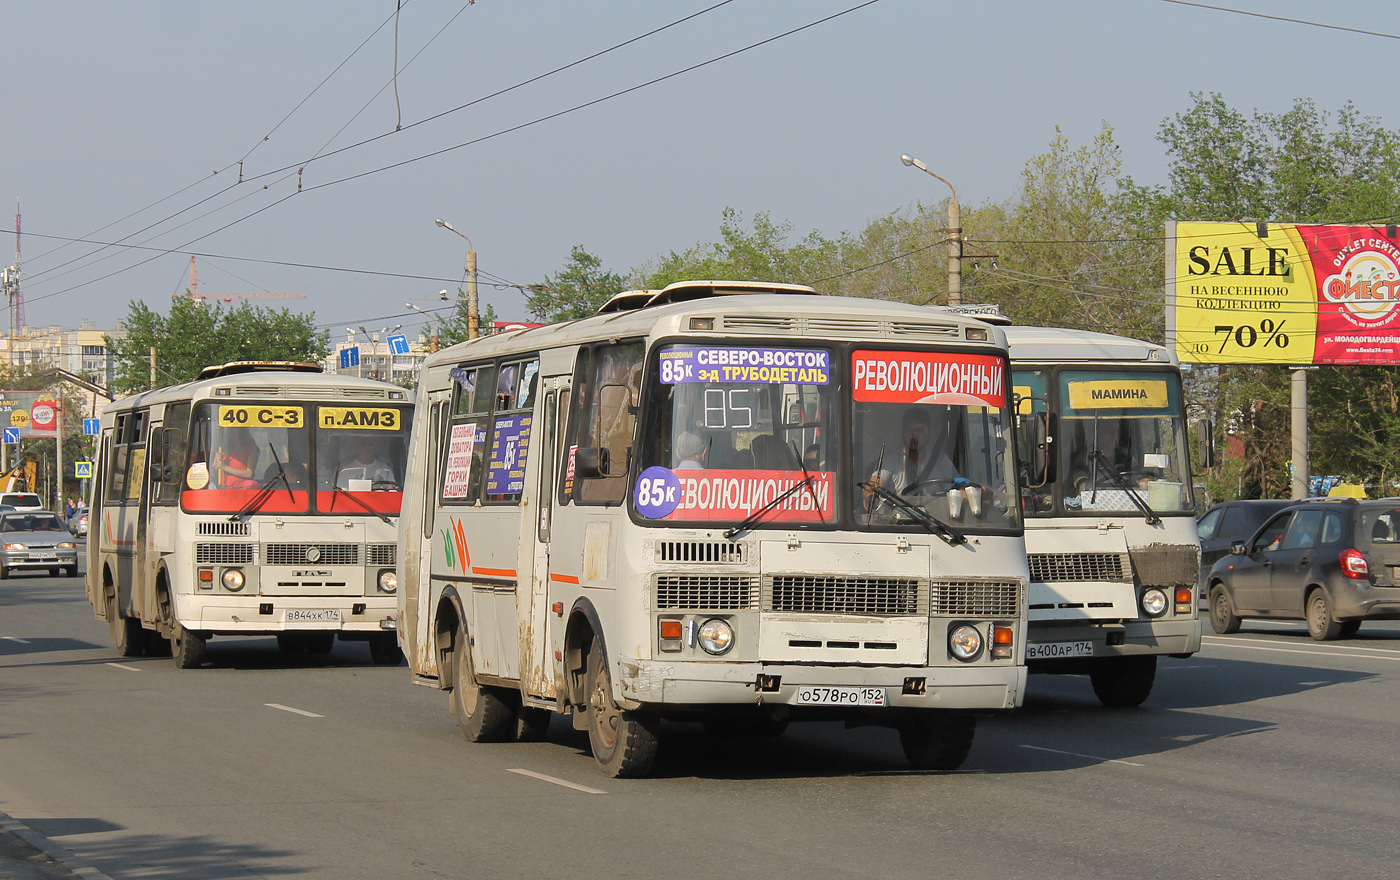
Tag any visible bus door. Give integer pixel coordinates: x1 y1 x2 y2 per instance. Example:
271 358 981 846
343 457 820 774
525 377 568 699
138 415 165 619
410 389 451 676
87 426 113 617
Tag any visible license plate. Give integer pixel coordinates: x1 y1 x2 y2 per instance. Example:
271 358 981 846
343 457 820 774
795 685 887 707
1026 640 1093 659
283 609 342 624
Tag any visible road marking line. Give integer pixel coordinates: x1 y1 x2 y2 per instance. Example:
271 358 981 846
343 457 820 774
2 636 30 643
1202 638 1400 662
508 768 606 794
1206 635 1400 655
104 663 141 672
265 703 323 718
1018 745 1143 767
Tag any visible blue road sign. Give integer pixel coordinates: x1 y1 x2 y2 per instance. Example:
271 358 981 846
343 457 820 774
83 418 100 435
3 428 19 444
341 347 360 368
75 461 93 478
387 334 410 356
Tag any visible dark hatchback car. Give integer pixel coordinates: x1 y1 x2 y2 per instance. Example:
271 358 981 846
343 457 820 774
1196 500 1294 588
1205 498 1400 639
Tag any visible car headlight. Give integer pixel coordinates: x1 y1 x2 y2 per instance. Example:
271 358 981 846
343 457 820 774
378 569 398 594
1142 587 1168 617
949 624 984 661
697 618 735 655
4 543 25 550
58 542 76 549
222 568 246 592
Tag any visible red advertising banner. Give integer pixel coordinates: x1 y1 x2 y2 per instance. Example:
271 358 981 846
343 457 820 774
851 350 1006 408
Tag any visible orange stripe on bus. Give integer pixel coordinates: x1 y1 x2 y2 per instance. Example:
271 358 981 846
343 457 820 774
549 573 580 584
472 567 517 578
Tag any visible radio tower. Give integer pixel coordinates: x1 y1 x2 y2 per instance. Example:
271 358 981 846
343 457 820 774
1 200 22 367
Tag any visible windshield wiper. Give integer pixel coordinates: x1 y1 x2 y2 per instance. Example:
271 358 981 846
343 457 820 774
330 485 395 526
790 440 825 525
1091 451 1162 525
859 479 967 545
724 475 814 541
266 443 295 502
228 464 293 522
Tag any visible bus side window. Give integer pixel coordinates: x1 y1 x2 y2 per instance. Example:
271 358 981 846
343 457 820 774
573 340 644 505
107 414 130 502
155 403 190 505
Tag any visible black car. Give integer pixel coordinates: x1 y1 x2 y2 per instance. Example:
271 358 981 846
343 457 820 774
1196 499 1293 591
1205 498 1400 639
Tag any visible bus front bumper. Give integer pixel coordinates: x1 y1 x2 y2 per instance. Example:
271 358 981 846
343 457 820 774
1025 616 1201 668
615 660 1026 711
182 597 398 634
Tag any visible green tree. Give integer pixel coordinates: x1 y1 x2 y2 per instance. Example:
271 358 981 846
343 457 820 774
437 291 498 348
640 209 836 290
526 246 629 322
106 296 329 393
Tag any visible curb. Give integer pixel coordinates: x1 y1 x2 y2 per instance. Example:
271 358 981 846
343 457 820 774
0 809 116 880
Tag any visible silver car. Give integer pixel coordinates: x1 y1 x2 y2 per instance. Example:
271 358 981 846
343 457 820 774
67 505 89 537
0 511 79 578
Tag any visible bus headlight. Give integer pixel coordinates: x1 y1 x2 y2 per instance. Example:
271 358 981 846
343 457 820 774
697 618 734 655
949 624 984 662
1142 588 1168 618
222 568 245 592
377 569 398 594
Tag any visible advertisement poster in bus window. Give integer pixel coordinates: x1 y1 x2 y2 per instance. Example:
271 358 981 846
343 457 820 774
442 423 477 498
486 415 532 496
851 350 1006 407
658 345 831 385
635 465 834 522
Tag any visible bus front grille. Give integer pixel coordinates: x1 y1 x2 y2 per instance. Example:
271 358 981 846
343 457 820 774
931 580 1022 617
657 540 745 564
766 575 923 615
654 575 758 610
367 544 397 566
264 543 360 566
195 543 255 565
197 521 250 537
1027 553 1128 583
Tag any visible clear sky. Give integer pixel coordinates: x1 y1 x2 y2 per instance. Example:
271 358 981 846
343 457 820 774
4 0 1397 340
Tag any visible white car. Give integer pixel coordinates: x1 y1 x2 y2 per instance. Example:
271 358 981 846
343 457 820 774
68 506 89 537
0 492 44 512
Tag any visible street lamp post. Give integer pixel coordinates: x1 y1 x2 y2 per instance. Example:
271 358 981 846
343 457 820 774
406 302 439 352
435 219 479 339
900 154 961 305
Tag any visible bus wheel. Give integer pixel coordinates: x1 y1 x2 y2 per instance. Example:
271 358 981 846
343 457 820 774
899 712 976 772
1089 655 1157 708
368 634 404 666
108 592 145 658
170 624 206 669
452 624 514 743
585 645 658 778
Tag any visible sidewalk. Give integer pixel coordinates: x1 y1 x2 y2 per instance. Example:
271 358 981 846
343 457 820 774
0 812 110 880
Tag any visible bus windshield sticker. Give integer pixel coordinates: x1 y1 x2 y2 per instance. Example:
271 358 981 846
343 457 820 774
852 350 1005 408
486 415 532 495
634 467 682 518
660 346 830 385
1066 379 1169 410
442 423 478 498
218 405 303 428
642 467 834 522
318 406 402 429
186 461 210 490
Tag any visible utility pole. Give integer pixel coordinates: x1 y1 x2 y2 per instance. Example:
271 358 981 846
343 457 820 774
149 346 157 388
436 219 480 339
900 155 962 305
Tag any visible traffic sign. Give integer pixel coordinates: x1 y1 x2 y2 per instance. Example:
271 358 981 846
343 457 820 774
2 428 18 444
82 418 100 435
340 347 360 369
75 461 93 478
387 334 410 356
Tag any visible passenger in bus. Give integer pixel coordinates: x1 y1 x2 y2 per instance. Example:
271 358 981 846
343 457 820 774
803 443 822 472
336 436 396 489
215 429 260 489
863 407 962 507
674 432 708 470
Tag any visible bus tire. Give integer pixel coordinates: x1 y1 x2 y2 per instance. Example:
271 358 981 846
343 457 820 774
368 634 404 666
108 591 145 658
899 712 975 772
171 624 206 669
585 645 658 778
1089 655 1157 708
452 623 514 743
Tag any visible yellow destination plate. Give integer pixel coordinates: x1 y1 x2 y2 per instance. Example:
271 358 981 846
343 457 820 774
318 406 402 430
1067 380 1168 410
219 405 303 427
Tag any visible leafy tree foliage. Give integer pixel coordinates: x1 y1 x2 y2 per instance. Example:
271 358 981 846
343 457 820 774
106 296 329 394
525 246 629 322
437 290 497 348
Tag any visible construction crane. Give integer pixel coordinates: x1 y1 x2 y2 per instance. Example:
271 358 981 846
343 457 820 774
186 256 306 303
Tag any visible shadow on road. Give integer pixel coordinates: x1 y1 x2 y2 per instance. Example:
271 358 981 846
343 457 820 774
20 822 308 878
0 581 88 608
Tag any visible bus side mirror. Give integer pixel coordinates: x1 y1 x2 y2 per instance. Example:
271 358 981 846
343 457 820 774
574 446 611 479
1030 412 1057 486
1196 419 1216 469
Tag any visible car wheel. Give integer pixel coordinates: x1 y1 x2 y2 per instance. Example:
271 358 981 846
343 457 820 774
898 712 976 772
451 622 515 743
1339 620 1362 638
48 567 59 577
64 565 78 578
1089 655 1158 708
1209 584 1241 634
0 566 9 580
585 643 658 778
1306 590 1343 641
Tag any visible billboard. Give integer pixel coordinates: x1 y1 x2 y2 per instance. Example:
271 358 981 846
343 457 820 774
0 392 61 437
1167 221 1400 364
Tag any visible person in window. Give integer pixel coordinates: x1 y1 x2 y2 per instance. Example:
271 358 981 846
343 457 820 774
216 428 260 489
336 436 396 489
674 432 707 470
862 407 964 514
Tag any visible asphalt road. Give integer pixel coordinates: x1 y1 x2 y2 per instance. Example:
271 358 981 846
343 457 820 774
3 561 1399 880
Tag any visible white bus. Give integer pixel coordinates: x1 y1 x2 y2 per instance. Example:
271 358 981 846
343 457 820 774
399 281 1032 777
1005 328 1201 706
86 362 413 668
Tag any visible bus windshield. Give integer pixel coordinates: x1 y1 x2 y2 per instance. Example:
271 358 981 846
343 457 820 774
180 402 411 515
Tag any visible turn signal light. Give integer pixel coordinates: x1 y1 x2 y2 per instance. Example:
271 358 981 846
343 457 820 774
990 625 1014 659
198 568 214 590
1175 588 1194 614
659 620 683 640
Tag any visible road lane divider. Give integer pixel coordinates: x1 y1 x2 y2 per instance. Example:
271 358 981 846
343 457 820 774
2 636 30 643
1018 745 1144 767
1203 636 1400 662
104 663 141 672
507 769 606 794
265 703 323 718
